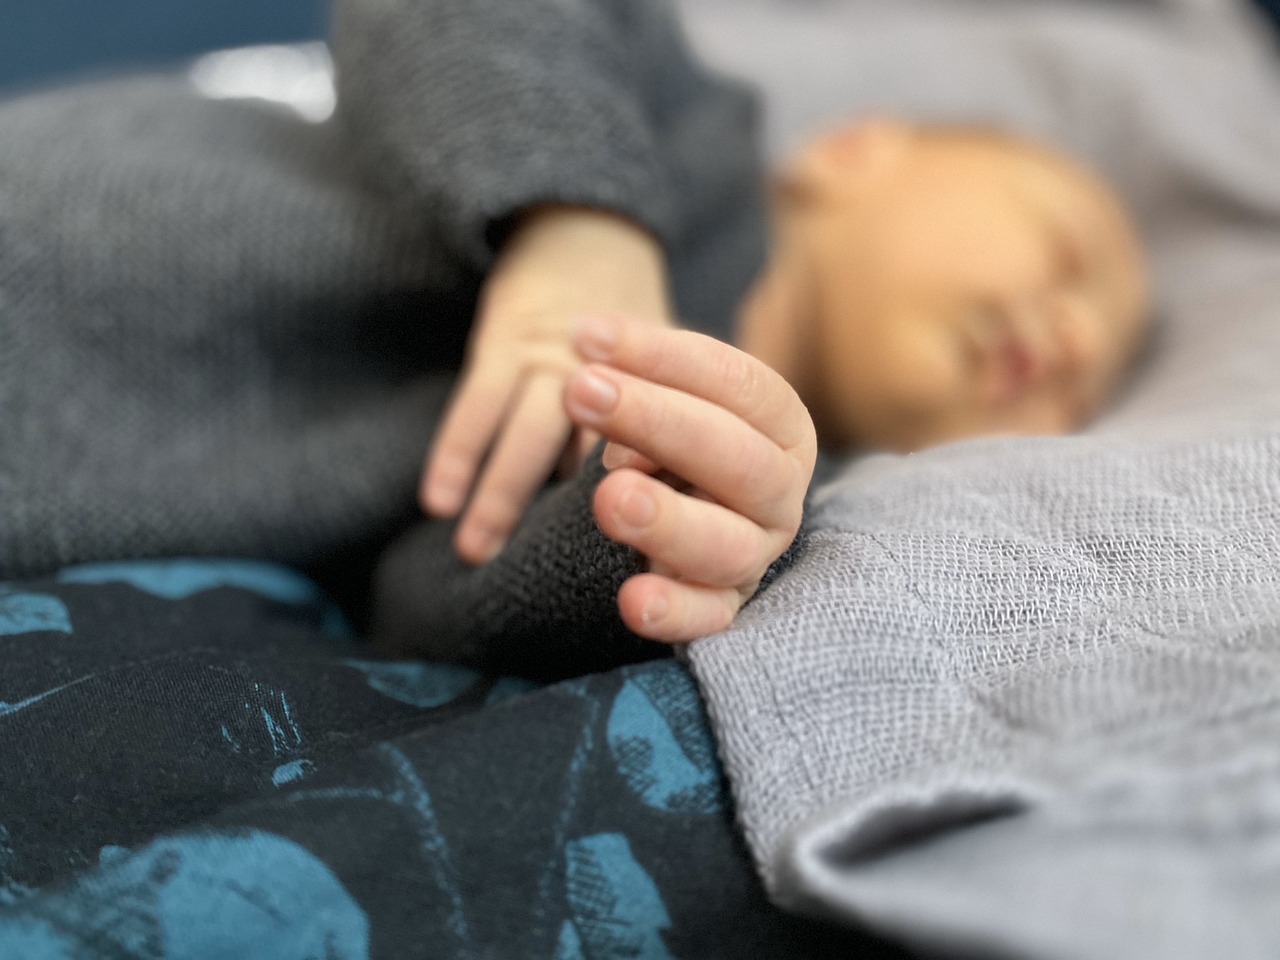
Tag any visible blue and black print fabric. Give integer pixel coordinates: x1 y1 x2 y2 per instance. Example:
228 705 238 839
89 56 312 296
0 560 907 959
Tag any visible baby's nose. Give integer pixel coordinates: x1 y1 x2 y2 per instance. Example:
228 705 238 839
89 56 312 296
1050 289 1104 377
1003 294 1062 384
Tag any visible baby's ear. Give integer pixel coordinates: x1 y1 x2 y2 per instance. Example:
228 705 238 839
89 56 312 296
818 117 913 165
783 117 913 199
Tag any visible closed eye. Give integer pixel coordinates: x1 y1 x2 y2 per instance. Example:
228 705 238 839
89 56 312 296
1050 217 1089 288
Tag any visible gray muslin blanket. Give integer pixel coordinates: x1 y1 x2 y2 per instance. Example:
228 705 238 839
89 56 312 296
678 0 1280 956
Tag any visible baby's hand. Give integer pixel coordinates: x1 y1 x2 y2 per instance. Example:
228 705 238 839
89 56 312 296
421 206 671 564
564 316 818 643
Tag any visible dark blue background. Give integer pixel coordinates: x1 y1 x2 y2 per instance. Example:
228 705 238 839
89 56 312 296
1 0 327 92
1257 0 1280 33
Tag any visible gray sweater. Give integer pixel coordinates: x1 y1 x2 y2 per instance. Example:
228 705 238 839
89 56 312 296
0 0 766 580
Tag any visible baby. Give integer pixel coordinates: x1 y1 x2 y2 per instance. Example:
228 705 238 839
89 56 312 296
0 0 1148 647
424 118 1149 643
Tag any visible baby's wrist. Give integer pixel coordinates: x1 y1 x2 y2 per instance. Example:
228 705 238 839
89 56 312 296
500 204 673 321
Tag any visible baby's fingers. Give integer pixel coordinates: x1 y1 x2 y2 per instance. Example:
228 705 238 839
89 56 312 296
565 364 805 534
421 369 512 517
602 442 660 474
575 315 816 462
593 469 778 590
454 372 572 564
616 574 743 643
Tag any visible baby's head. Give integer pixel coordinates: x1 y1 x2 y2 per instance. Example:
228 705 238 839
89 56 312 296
739 118 1150 452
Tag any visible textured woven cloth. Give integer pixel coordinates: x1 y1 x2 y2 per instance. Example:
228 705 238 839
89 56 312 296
369 454 659 681
0 0 764 580
368 448 808 682
7 0 1280 954
0 563 895 960
679 0 1280 956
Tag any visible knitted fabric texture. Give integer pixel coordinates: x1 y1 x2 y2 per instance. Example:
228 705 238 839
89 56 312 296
370 447 811 681
370 453 659 681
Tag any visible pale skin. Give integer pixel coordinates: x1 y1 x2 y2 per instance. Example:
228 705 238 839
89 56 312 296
563 316 815 639
422 119 1150 643
421 206 817 643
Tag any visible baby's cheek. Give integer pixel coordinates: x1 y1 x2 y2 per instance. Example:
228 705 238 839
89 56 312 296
1053 288 1109 375
851 328 978 450
890 327 975 413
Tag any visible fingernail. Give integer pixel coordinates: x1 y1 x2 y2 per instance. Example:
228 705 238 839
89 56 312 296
574 314 619 361
567 367 619 422
616 488 656 529
601 442 626 470
462 526 504 565
426 481 465 516
641 593 669 627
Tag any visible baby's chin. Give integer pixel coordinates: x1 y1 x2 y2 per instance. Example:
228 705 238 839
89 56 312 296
845 385 1094 452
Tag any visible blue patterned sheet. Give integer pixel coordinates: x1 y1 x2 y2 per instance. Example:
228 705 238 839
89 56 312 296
0 559 896 959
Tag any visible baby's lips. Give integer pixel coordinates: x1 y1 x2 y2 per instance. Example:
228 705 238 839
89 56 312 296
985 335 1049 404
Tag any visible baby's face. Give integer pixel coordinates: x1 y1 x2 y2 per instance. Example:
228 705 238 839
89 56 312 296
762 120 1149 452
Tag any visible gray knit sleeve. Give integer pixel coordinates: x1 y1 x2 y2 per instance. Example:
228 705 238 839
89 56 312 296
330 0 702 266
